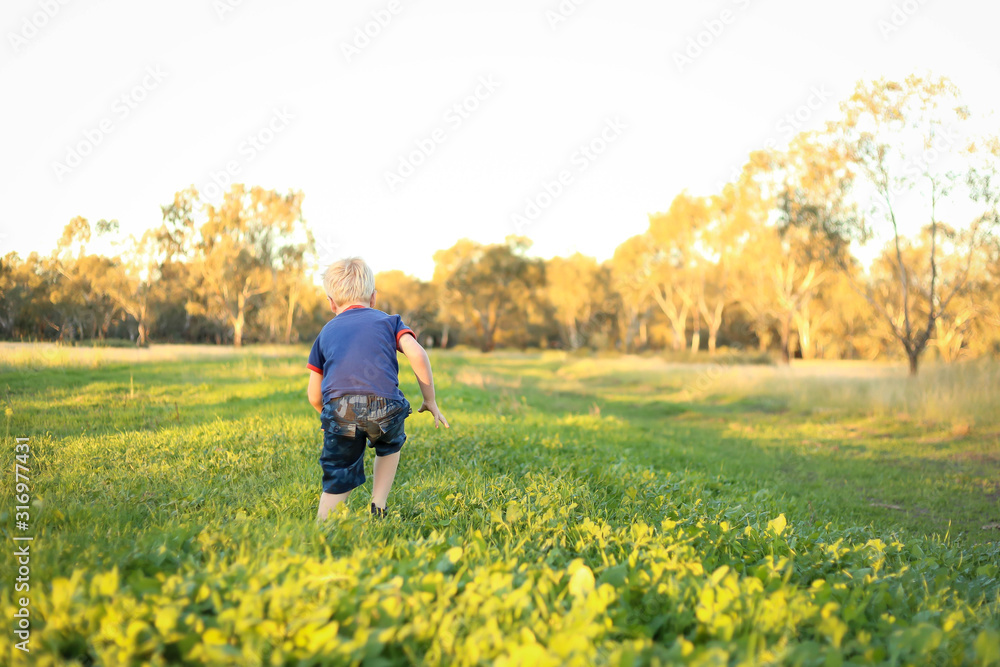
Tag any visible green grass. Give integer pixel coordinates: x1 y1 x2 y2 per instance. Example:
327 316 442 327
453 353 1000 544
1 346 998 665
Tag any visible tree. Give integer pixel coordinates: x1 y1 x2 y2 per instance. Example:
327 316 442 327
269 238 318 344
185 185 308 347
748 137 859 362
646 193 706 351
931 294 977 362
963 135 1000 358
811 270 882 360
49 217 120 341
832 75 997 374
972 250 1000 357
432 239 480 348
770 226 827 363
0 252 54 340
607 235 652 352
700 170 768 354
731 232 777 353
96 221 161 346
545 253 605 349
374 270 438 344
154 188 200 342
441 237 543 352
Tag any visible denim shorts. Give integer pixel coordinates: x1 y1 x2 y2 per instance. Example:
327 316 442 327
319 394 411 495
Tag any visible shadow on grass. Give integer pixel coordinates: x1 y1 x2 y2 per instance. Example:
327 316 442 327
450 355 1000 544
6 354 309 436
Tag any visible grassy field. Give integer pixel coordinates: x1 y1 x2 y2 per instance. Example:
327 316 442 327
1 345 998 665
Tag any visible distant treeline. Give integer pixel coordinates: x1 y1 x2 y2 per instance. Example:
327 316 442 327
2 75 998 375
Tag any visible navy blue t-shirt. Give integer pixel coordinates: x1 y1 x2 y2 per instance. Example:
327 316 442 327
307 306 415 403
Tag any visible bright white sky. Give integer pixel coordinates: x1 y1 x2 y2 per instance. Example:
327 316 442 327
2 0 998 281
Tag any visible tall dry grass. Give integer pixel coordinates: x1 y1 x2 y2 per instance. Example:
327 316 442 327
0 342 299 370
700 359 1000 427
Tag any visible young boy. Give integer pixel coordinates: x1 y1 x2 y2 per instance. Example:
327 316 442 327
307 257 448 521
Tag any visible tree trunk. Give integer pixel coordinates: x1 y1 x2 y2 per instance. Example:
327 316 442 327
567 319 580 350
441 323 450 349
100 310 114 340
233 312 245 348
705 301 724 355
707 309 723 355
654 286 688 351
798 320 813 360
780 315 792 365
794 305 822 361
479 311 495 352
284 291 297 344
907 350 919 376
137 322 148 347
233 293 246 347
618 309 637 353
690 309 701 353
668 313 686 351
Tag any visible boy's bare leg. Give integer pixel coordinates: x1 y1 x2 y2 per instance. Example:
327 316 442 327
371 452 401 510
317 490 351 521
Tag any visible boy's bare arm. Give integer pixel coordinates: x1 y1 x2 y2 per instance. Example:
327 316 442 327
399 334 449 429
307 371 324 413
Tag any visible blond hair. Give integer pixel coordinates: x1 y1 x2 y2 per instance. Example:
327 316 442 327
323 257 375 304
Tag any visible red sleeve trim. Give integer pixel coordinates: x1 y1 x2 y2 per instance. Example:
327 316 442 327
307 363 323 375
395 329 415 351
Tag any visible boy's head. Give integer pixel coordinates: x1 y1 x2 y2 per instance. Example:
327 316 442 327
323 257 376 308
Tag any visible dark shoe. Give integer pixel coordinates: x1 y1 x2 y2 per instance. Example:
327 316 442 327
370 503 386 518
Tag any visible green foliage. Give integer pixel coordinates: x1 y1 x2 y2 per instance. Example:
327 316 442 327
1 350 997 665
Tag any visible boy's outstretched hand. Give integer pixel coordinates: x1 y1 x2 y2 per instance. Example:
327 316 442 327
399 334 449 429
418 400 450 429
